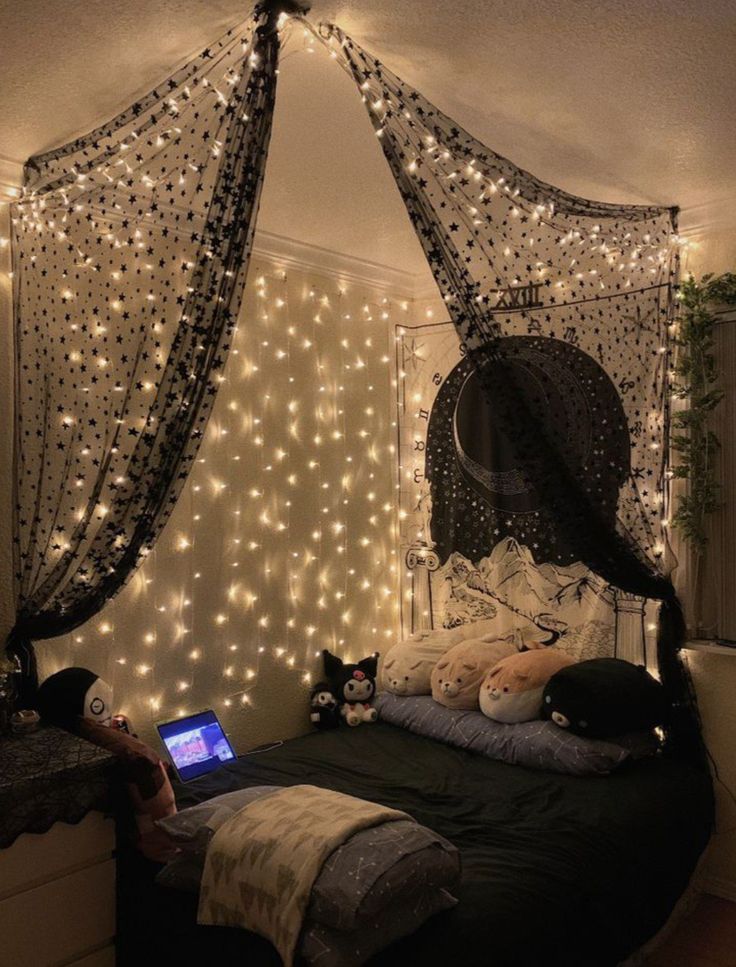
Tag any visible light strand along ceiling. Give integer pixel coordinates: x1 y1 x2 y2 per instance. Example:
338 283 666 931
1 0 734 276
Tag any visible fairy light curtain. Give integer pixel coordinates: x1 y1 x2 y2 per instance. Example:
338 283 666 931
9 4 281 700
320 24 701 757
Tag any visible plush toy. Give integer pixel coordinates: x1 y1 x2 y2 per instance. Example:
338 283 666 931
542 657 668 738
37 666 176 861
480 649 576 723
431 638 516 710
36 667 114 729
382 629 458 696
309 682 341 730
323 650 379 726
76 717 178 862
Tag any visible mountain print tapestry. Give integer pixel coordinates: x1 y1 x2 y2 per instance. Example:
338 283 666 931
395 319 656 667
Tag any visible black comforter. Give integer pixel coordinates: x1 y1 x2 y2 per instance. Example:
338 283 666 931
118 722 712 967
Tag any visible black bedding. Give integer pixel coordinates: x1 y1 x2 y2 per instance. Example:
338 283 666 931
117 722 712 967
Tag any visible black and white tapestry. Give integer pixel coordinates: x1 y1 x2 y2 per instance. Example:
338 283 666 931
395 320 657 666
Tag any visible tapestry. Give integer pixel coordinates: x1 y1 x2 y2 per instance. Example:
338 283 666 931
396 319 657 665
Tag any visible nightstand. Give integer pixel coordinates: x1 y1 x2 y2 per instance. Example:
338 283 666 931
0 725 117 967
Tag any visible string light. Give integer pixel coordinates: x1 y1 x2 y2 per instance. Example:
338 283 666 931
48 257 404 730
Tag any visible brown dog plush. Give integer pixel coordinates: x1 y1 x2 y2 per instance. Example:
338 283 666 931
431 638 516 710
480 649 576 723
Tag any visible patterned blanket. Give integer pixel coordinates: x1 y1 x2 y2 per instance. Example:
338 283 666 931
197 784 408 965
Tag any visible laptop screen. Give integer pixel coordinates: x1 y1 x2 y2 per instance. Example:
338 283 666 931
157 709 236 782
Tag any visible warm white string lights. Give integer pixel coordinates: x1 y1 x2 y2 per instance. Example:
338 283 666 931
44 256 406 742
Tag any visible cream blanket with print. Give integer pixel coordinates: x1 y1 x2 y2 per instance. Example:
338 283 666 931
197 784 408 966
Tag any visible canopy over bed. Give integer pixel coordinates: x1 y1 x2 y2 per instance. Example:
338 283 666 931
8 0 702 762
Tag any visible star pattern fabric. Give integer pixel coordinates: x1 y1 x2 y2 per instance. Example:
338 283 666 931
9 5 279 695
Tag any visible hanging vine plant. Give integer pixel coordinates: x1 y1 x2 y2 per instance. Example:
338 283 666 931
670 272 736 551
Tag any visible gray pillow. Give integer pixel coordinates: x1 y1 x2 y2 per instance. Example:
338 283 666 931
375 692 642 775
156 787 460 931
308 819 459 931
301 888 457 967
156 786 280 854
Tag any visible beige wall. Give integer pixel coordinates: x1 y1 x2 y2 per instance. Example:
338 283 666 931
32 252 408 753
685 652 736 899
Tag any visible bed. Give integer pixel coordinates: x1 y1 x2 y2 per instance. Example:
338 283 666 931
117 720 713 967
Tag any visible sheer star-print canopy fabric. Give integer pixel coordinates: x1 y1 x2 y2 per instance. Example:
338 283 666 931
8 6 702 757
9 4 280 696
320 23 701 758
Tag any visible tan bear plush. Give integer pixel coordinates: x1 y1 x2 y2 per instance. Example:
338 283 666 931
479 649 576 724
431 638 516 710
381 621 514 695
382 629 458 696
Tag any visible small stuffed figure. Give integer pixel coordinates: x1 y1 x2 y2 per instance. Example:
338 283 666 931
323 650 379 726
309 682 340 730
36 667 114 729
480 649 576 723
431 638 516 710
382 629 458 696
542 657 668 738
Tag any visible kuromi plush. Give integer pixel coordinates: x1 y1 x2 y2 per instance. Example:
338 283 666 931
480 649 576 724
323 650 379 727
431 638 516 710
309 682 341 730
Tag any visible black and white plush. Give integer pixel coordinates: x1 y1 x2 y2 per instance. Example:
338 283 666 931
322 651 379 727
36 667 114 730
309 682 341 731
542 658 668 739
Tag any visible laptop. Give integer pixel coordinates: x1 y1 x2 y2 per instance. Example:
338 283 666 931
156 708 236 782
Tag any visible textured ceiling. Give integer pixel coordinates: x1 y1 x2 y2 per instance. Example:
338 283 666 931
1 0 734 276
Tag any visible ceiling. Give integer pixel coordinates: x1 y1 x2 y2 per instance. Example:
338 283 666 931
1 0 734 278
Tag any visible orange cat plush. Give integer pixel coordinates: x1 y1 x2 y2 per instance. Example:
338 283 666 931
431 638 516 710
480 649 576 724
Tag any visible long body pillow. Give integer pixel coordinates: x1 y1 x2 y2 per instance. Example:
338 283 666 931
375 693 656 776
156 787 460 931
431 638 516 710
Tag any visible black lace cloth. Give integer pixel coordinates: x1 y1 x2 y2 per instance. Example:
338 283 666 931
0 725 115 849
